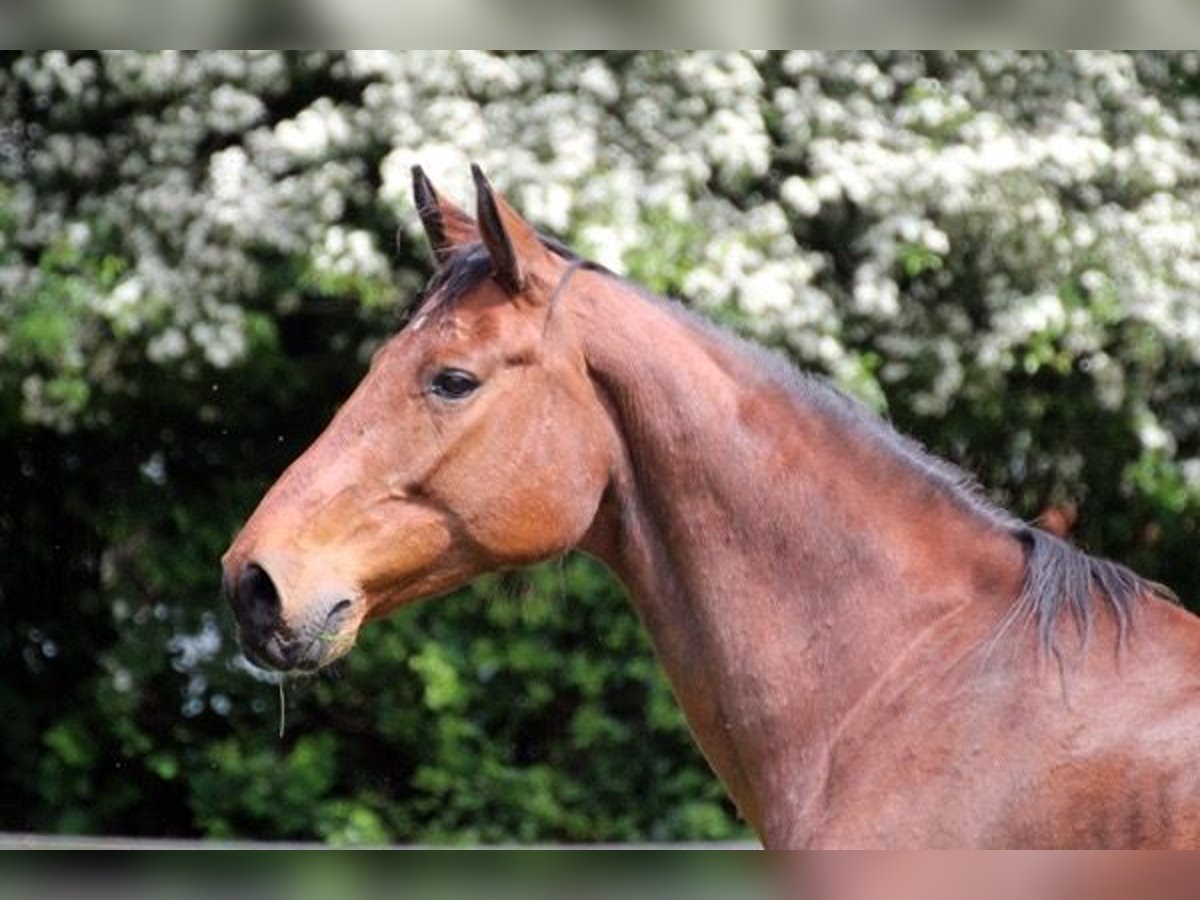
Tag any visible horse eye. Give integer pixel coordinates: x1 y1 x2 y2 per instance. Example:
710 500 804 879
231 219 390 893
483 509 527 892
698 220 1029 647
429 368 480 400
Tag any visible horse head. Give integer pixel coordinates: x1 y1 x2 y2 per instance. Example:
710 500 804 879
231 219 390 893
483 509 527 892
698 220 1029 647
221 166 616 672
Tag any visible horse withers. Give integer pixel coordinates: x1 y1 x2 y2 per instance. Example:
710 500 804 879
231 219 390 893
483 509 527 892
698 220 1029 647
223 165 1200 848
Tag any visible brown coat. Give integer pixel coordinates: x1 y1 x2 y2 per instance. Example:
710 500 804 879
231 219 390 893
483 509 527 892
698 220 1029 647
223 167 1200 848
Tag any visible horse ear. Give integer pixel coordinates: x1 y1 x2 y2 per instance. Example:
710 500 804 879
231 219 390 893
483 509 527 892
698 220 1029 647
411 165 477 264
471 164 546 294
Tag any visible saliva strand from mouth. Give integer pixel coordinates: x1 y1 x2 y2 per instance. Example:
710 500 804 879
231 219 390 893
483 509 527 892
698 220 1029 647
278 679 286 739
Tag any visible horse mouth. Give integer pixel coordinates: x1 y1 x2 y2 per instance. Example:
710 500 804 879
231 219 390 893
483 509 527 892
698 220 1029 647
241 633 356 674
238 603 361 674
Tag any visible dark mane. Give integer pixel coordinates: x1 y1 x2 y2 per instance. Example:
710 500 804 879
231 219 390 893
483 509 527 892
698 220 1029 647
410 236 1177 658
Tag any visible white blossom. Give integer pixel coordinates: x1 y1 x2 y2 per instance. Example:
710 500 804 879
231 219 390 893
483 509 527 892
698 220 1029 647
2 49 1199 466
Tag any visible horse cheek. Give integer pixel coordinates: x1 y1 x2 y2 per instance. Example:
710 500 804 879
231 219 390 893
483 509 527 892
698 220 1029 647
461 449 601 565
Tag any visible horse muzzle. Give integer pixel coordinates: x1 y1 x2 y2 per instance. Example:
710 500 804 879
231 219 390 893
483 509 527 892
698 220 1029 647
223 560 361 673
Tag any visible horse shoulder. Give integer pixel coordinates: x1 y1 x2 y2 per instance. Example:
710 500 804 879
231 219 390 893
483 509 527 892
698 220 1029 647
798 594 1200 848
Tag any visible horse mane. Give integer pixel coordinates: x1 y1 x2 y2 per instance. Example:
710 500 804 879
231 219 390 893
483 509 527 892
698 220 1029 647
411 236 1177 658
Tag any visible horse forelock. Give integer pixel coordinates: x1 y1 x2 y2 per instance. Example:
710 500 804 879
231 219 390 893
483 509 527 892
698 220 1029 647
407 231 604 326
405 244 493 324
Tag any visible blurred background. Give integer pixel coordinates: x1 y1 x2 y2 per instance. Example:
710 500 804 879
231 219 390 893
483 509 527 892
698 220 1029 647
1 51 1199 845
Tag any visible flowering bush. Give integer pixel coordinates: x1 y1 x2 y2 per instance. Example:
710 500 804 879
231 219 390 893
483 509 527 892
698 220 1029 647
3 52 1199 842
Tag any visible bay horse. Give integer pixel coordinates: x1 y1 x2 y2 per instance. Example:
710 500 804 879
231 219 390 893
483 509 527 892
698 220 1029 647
222 165 1200 848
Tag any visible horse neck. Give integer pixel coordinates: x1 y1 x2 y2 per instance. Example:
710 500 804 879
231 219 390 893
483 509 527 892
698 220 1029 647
570 277 1024 838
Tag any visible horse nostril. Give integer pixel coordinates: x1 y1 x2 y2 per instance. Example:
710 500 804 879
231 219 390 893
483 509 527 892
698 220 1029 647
324 598 354 629
235 563 281 632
